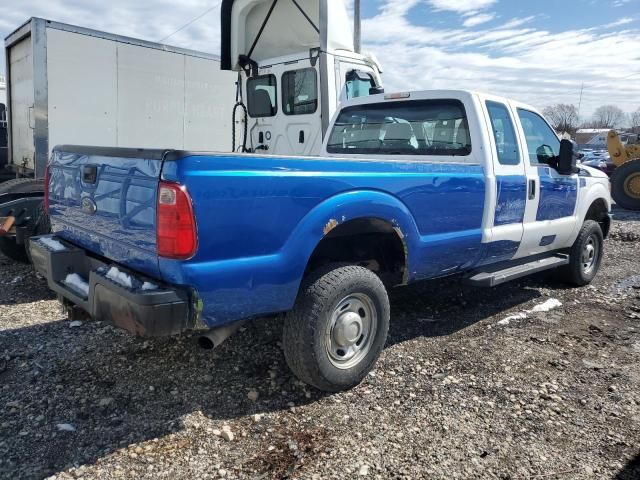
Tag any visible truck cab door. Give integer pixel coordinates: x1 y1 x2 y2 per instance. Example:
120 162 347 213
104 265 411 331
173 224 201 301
512 106 579 258
246 62 323 156
483 99 527 264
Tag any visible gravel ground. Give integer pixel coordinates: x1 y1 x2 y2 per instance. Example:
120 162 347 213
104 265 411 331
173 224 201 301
1 208 639 480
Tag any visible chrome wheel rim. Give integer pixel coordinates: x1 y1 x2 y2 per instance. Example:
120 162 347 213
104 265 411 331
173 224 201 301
325 293 377 369
581 234 599 274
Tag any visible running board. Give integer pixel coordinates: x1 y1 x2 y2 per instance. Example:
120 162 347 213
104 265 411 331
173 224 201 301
464 254 569 287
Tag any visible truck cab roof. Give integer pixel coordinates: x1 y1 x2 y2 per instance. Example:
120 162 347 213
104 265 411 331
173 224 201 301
341 89 542 116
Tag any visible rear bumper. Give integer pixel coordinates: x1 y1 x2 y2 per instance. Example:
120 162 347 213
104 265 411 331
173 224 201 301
29 235 200 337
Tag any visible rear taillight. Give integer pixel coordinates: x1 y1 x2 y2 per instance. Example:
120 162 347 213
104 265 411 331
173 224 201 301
43 164 50 212
157 182 198 259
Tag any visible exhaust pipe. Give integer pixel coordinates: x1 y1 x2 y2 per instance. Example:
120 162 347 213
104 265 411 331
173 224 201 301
354 0 361 54
198 321 246 350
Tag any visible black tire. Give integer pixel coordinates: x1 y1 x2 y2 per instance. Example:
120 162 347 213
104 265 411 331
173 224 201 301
282 264 390 392
0 178 45 195
557 220 604 287
0 178 47 263
610 159 640 211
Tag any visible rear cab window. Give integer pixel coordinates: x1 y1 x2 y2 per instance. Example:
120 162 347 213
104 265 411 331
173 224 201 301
247 75 277 117
326 99 472 157
282 68 318 115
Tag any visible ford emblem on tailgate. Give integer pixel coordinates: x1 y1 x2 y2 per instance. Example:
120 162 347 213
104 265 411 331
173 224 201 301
81 197 97 215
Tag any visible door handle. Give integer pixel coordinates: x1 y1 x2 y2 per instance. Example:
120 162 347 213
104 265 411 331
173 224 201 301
528 179 536 200
28 106 35 129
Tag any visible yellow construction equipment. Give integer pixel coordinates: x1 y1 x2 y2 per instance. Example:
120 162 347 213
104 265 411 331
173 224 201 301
607 130 640 210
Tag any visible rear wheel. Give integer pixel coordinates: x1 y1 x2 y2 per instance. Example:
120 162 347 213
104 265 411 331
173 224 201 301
557 220 604 286
282 264 390 392
610 159 640 211
0 178 47 263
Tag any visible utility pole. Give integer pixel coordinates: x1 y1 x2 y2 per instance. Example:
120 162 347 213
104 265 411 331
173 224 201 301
577 82 584 122
354 0 361 54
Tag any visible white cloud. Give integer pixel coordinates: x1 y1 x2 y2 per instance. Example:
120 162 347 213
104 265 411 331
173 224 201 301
603 17 634 27
426 0 498 14
362 2 640 119
463 13 496 28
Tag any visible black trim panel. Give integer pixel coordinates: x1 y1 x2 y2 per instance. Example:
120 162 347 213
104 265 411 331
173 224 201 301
221 0 234 70
53 145 179 161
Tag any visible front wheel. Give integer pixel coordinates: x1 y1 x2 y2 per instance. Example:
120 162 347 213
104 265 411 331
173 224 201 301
557 220 604 286
282 265 390 392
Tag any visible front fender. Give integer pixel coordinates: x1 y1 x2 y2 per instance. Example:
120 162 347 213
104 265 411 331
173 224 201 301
569 180 612 243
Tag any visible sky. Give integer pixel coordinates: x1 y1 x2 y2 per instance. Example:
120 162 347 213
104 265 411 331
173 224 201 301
0 0 639 120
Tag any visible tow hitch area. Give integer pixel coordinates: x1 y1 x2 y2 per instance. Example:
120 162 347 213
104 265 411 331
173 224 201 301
29 235 199 337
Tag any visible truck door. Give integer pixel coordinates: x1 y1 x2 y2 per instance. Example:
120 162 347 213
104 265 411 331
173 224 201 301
246 63 322 156
280 65 323 156
513 107 579 258
484 99 527 262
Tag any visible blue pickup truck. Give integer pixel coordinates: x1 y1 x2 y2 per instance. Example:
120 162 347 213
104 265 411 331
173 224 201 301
30 90 611 391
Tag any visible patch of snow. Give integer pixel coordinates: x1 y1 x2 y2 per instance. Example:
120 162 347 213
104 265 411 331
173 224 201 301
141 282 158 291
39 237 66 252
498 312 528 326
69 320 83 328
64 274 89 297
56 423 76 432
106 267 133 289
531 298 562 313
497 299 562 326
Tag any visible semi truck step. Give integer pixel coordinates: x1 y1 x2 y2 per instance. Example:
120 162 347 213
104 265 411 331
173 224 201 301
464 254 570 287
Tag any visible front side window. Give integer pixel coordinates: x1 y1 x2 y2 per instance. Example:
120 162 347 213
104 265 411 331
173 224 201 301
326 99 471 156
247 75 277 118
282 68 318 115
486 101 520 166
345 70 374 100
517 109 561 165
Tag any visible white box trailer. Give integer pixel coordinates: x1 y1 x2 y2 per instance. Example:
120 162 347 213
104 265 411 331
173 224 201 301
3 17 237 179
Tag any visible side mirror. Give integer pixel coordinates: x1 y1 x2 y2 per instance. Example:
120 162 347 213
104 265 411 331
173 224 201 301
369 86 385 95
557 139 579 175
536 144 555 165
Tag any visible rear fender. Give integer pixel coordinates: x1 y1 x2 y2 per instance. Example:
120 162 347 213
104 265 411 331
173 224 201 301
166 189 421 327
286 189 421 281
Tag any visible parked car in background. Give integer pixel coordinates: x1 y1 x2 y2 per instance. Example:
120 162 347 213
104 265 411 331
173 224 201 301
579 149 616 177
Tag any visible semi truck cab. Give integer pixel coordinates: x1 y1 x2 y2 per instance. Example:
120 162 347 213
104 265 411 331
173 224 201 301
221 0 384 155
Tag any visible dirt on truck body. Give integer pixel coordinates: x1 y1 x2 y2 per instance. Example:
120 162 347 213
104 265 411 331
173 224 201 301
0 207 639 480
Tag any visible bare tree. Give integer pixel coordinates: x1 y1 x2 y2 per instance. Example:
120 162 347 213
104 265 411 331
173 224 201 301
542 104 579 134
592 105 625 129
630 108 640 133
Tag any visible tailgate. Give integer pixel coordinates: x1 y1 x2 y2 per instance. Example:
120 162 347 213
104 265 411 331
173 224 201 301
48 146 169 278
